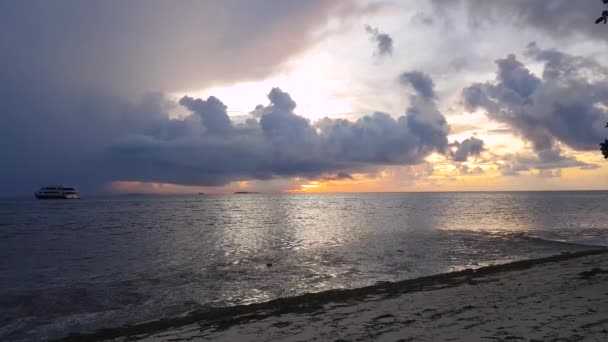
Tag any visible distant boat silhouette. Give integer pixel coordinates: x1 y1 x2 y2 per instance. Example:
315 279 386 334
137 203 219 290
35 185 80 199
234 191 259 194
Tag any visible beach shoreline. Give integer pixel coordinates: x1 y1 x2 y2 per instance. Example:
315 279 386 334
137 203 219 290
58 248 608 341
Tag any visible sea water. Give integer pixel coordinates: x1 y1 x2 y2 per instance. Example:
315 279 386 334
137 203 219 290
1 192 607 341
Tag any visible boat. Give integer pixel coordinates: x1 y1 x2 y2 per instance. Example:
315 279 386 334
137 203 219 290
35 186 80 199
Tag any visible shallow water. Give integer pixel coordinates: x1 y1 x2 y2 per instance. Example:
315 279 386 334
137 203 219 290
1 192 607 341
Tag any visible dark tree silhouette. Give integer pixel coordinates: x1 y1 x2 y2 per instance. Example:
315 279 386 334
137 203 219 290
602 122 608 159
597 1 608 24
598 4 608 156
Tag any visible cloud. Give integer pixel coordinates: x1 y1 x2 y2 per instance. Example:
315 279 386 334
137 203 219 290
399 71 436 99
411 12 436 27
449 57 469 71
178 96 233 135
398 70 455 162
0 80 451 194
537 169 561 178
458 165 484 175
267 88 298 112
0 0 386 195
431 0 607 42
524 42 608 83
452 137 485 162
365 25 394 56
0 0 371 96
462 45 608 158
498 147 596 177
319 172 354 181
108 86 450 188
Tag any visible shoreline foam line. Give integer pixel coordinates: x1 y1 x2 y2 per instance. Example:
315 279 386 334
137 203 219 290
58 248 608 342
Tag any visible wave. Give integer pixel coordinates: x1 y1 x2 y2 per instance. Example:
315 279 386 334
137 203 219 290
522 230 608 248
438 227 608 248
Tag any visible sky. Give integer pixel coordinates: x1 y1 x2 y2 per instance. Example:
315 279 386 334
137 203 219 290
1 0 608 195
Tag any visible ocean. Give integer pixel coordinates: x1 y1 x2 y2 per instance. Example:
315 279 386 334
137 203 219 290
1 192 607 341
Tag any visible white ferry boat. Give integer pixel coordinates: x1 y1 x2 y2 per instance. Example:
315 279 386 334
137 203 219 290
35 186 80 199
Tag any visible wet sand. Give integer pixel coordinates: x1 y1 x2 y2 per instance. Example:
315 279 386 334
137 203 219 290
60 249 608 342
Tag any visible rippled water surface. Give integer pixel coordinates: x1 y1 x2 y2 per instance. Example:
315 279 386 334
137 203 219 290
1 192 607 341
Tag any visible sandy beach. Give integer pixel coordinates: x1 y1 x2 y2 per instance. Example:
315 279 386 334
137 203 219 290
59 249 608 342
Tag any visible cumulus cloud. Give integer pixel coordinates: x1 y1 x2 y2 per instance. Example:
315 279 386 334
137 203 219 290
461 44 607 173
452 137 485 162
365 25 394 56
399 71 436 99
107 86 451 188
179 96 233 135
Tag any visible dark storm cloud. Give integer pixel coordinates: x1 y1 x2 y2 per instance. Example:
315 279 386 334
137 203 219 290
431 0 607 41
107 86 450 188
365 25 394 56
98 72 452 190
452 137 484 162
0 0 388 195
1 81 452 194
461 44 607 174
399 71 436 99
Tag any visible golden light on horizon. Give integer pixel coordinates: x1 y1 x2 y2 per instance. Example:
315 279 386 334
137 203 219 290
290 181 324 193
